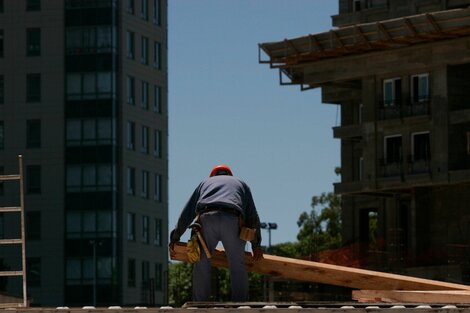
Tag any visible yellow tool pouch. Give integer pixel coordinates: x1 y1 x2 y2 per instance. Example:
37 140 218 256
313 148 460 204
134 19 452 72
186 234 201 264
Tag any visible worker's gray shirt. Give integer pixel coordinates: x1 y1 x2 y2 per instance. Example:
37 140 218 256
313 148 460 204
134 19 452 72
170 175 262 248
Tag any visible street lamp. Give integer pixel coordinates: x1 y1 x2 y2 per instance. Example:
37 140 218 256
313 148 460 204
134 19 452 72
89 239 103 307
260 222 277 248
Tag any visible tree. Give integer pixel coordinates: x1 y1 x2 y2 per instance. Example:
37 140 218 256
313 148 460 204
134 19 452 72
296 192 342 260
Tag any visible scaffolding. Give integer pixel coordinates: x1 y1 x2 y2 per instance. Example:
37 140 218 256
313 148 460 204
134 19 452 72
0 155 27 307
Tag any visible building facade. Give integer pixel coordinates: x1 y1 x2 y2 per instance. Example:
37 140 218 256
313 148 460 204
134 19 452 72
261 0 470 284
0 0 168 306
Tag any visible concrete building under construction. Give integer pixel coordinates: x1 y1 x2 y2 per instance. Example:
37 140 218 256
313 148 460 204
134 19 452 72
260 0 470 284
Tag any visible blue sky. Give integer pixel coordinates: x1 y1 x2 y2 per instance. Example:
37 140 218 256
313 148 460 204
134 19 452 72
168 1 340 246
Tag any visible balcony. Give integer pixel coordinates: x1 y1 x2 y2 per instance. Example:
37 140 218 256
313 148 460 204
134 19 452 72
379 97 431 121
333 124 362 139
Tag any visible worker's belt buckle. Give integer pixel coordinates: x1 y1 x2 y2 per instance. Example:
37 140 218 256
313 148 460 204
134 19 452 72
239 226 256 241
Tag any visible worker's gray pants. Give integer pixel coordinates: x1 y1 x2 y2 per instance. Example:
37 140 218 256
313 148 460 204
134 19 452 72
192 211 248 301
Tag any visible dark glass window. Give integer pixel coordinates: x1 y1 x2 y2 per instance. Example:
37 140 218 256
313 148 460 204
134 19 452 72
127 0 134 14
155 263 162 291
154 218 162 246
140 0 148 20
26 28 41 56
141 36 148 64
127 76 135 104
0 0 3 13
0 29 4 58
27 119 41 148
153 85 161 113
153 0 161 25
126 31 134 59
128 258 136 287
0 75 4 103
153 41 161 69
141 260 149 284
142 215 149 243
0 166 4 195
127 167 135 195
26 211 41 240
127 212 135 241
26 73 41 102
0 213 3 238
26 0 40 11
385 136 402 164
413 132 430 161
27 258 41 286
0 121 4 150
127 121 135 150
26 165 41 194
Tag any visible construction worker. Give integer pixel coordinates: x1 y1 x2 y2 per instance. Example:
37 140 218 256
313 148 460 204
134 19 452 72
169 164 263 301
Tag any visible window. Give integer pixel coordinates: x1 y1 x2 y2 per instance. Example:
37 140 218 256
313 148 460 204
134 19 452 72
0 0 3 13
26 165 41 194
384 135 402 164
26 0 40 11
142 215 149 243
155 263 163 291
141 36 148 64
126 31 134 59
141 126 149 154
153 0 161 25
141 81 149 109
153 41 161 69
154 173 161 202
154 130 162 158
358 103 363 124
66 26 115 54
27 258 41 287
0 213 3 238
66 164 114 192
127 76 135 104
66 72 113 100
128 259 136 287
383 78 401 107
26 73 41 102
0 30 3 57
0 75 4 104
359 209 378 250
127 121 135 150
359 157 364 181
0 166 4 195
127 212 135 241
153 85 161 113
26 211 41 240
411 73 429 103
154 218 162 246
142 261 150 286
0 121 3 150
26 28 40 56
141 170 149 198
66 118 114 146
412 132 430 161
26 119 41 148
141 0 148 20
127 167 135 195
353 0 361 12
127 0 134 14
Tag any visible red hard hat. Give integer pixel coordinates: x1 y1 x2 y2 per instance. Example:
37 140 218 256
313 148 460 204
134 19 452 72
209 164 233 177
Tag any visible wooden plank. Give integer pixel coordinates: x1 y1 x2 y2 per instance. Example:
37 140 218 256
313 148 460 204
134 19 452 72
0 271 23 277
0 239 22 245
0 175 20 181
0 207 21 213
172 242 470 291
353 290 470 303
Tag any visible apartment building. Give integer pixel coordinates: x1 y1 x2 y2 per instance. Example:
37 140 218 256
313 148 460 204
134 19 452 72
0 0 168 306
260 0 470 283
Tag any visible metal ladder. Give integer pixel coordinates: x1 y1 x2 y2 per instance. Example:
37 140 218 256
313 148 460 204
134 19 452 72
0 155 27 307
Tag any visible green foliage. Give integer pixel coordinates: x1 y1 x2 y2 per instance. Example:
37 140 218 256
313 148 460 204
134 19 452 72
168 262 193 306
295 192 342 258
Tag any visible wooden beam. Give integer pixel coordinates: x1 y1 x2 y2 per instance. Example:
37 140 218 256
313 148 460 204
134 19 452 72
353 290 470 303
172 242 470 291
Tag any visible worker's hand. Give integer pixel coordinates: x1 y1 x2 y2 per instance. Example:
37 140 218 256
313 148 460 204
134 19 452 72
252 247 264 262
169 241 177 259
